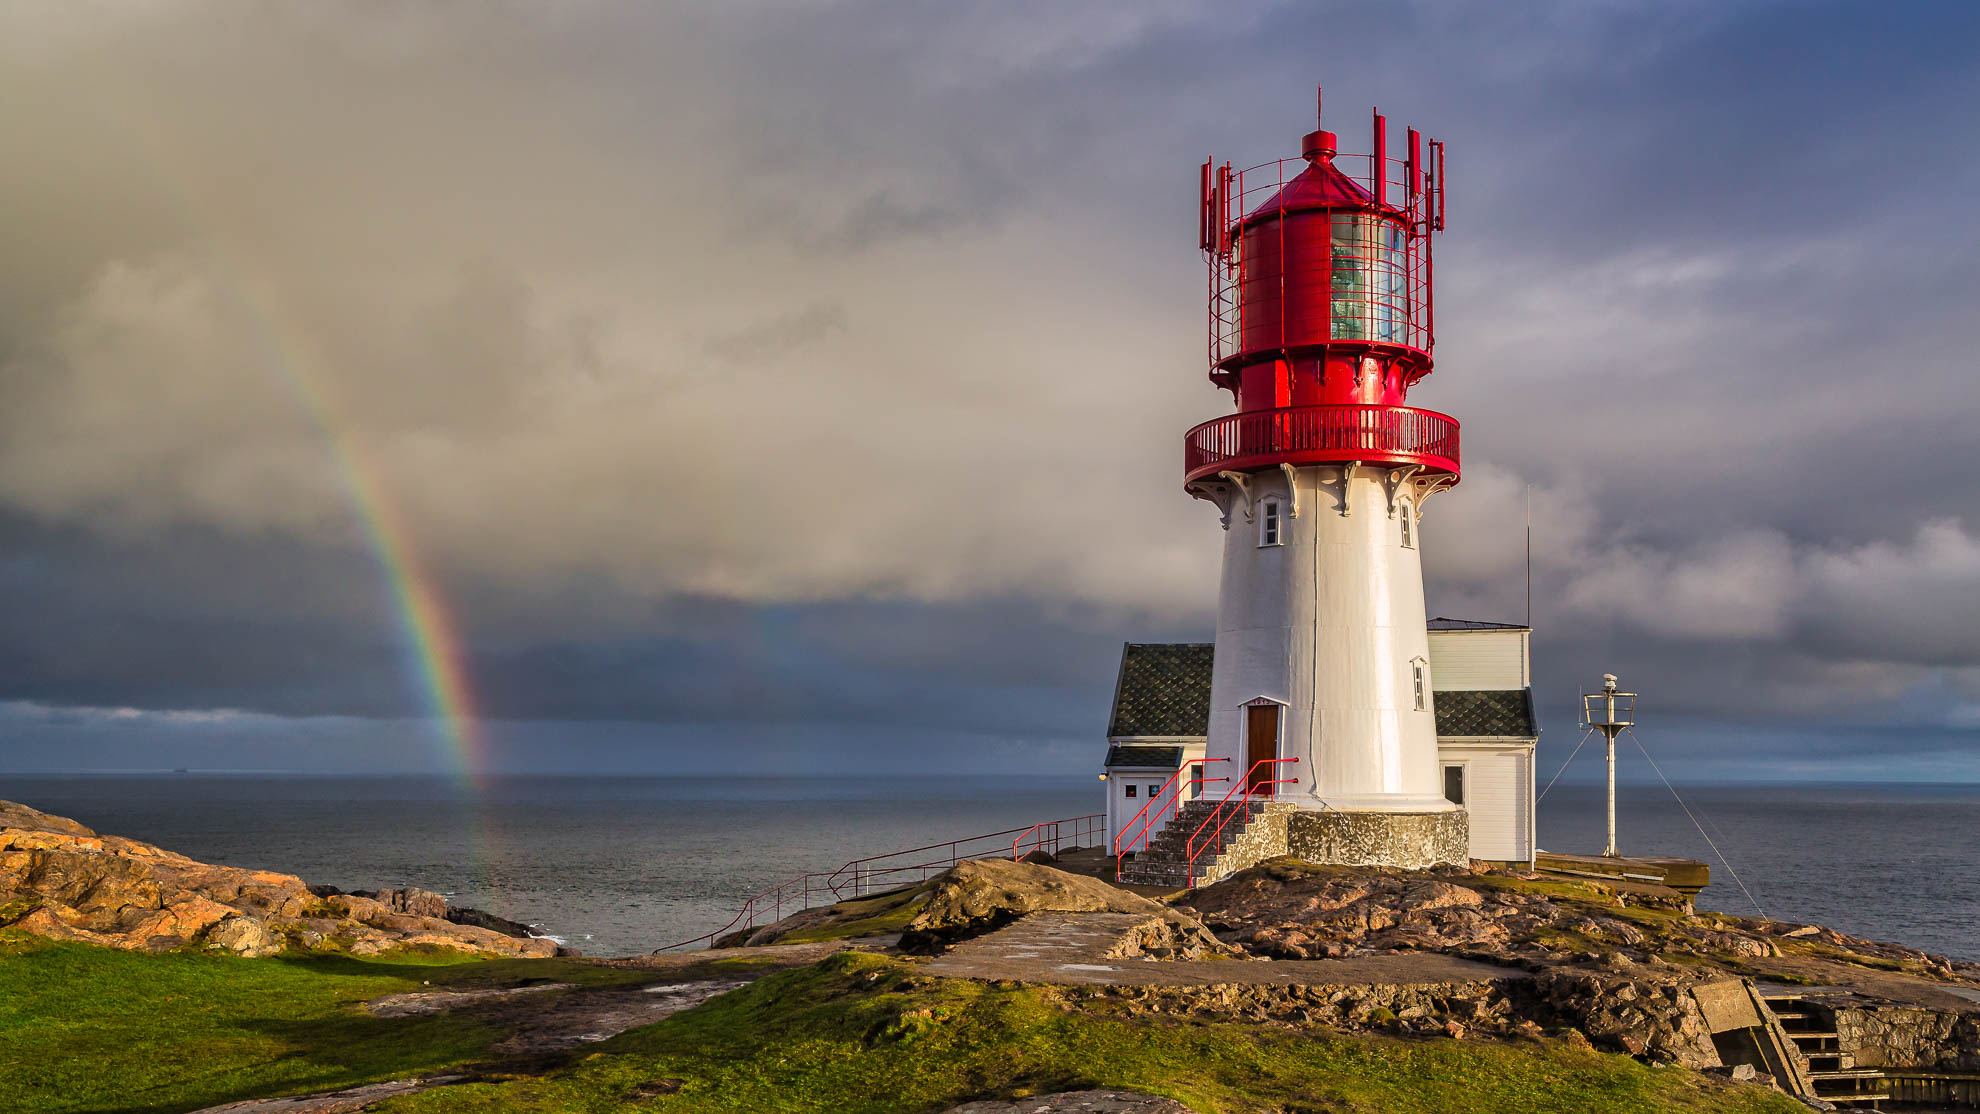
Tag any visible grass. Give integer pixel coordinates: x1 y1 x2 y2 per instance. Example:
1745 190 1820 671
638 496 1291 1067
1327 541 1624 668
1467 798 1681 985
369 952 1809 1114
0 930 636 1114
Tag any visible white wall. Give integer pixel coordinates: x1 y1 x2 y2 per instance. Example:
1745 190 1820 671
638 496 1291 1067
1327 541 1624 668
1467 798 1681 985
1103 743 1207 853
1201 465 1455 815
1427 629 1529 690
1438 745 1533 862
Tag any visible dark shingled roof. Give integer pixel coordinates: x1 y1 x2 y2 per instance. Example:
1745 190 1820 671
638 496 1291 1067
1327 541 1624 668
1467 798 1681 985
1107 642 1537 740
1106 643 1214 738
1104 745 1184 769
1432 689 1538 738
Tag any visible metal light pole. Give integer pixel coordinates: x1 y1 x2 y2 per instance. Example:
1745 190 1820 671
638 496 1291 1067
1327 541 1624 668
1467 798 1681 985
1583 675 1636 858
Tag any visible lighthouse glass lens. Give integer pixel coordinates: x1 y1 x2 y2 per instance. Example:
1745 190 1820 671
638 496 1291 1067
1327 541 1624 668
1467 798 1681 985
1329 214 1410 345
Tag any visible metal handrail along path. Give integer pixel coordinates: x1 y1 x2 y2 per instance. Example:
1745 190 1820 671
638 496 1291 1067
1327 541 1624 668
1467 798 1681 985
655 812 1103 952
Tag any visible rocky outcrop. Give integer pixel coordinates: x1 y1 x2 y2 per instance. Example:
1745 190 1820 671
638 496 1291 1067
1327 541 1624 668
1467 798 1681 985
897 859 1222 955
1057 959 1723 1067
0 800 559 959
1177 858 1976 984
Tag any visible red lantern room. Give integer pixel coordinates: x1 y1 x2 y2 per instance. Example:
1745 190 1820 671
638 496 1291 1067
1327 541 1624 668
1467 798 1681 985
1185 87 1459 486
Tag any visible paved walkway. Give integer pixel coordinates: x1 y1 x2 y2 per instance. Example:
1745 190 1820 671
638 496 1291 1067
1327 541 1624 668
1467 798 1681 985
923 911 1524 988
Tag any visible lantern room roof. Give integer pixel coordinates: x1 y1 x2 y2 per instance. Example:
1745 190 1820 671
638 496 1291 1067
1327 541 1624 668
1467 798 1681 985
1243 155 1376 222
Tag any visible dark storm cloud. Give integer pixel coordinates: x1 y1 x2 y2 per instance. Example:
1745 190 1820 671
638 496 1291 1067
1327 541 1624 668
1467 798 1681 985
2 1 1978 776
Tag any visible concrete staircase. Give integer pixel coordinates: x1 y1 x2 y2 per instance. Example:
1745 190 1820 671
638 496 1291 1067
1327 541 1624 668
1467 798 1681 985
1762 989 1889 1109
1118 800 1295 888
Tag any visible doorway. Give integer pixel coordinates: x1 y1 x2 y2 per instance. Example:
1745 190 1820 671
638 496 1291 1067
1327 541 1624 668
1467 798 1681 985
1244 702 1281 795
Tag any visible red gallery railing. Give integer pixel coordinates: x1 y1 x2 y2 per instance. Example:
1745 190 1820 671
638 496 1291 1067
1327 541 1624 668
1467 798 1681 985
1112 758 1230 880
655 813 1103 952
1182 403 1459 485
1184 757 1300 887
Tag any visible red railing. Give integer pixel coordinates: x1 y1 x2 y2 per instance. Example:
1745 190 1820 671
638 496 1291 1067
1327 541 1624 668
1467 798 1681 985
1111 758 1230 880
1182 403 1459 485
1184 757 1300 887
1010 814 1107 862
655 813 1103 952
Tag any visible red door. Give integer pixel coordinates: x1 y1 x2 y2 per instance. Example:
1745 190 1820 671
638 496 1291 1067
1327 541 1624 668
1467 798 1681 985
1245 704 1280 795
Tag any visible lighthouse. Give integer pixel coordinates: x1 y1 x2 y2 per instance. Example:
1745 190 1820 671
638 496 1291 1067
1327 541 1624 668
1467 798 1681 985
1171 88 1469 872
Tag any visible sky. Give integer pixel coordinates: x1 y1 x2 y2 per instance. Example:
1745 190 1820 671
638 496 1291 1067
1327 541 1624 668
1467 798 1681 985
2 0 1979 783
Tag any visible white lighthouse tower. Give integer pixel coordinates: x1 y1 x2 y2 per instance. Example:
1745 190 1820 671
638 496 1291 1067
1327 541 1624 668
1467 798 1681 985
1169 89 1468 871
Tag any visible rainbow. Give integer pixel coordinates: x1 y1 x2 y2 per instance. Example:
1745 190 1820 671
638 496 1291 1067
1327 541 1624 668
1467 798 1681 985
245 294 493 791
107 98 491 789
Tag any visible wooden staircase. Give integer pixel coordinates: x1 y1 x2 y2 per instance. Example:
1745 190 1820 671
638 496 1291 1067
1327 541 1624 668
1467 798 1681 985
1762 989 1889 1109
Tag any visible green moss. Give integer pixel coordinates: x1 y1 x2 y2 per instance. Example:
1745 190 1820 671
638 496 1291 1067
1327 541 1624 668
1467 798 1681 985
0 898 41 926
751 883 932 945
0 929 623 1114
372 953 1806 1114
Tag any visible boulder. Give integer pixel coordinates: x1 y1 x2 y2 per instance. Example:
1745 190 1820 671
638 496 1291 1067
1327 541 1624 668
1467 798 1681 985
901 859 1220 954
208 915 284 957
373 887 450 919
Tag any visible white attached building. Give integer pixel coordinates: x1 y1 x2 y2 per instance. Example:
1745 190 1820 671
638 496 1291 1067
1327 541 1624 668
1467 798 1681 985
1101 621 1537 866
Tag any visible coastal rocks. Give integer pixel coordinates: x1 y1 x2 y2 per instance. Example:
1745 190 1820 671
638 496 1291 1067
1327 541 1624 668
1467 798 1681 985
1526 966 1720 1067
0 799 559 960
900 859 1221 955
1065 978 1518 1039
1060 967 1720 1066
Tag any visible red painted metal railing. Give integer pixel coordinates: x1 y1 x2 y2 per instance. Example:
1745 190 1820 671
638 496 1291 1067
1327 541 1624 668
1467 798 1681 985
1184 758 1300 887
1111 758 1230 880
655 813 1103 952
1182 403 1459 485
1011 814 1107 863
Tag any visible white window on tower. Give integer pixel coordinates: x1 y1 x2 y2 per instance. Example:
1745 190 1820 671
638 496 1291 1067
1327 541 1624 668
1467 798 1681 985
1399 500 1415 548
1412 658 1428 711
1258 498 1283 547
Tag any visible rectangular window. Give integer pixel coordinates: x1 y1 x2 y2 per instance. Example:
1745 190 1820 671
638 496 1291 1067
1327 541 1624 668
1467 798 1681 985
1148 784 1163 799
1400 502 1414 548
1190 762 1205 799
1259 500 1282 546
1412 660 1427 710
1124 784 1137 798
1443 764 1466 806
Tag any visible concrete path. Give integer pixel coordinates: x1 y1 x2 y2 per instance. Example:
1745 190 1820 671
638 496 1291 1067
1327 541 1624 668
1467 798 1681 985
923 911 1524 988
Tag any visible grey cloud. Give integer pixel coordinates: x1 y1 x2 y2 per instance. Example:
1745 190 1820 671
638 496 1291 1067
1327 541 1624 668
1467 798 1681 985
1 1 1978 771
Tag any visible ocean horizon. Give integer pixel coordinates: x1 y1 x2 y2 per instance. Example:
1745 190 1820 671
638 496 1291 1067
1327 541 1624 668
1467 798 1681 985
4 773 1976 961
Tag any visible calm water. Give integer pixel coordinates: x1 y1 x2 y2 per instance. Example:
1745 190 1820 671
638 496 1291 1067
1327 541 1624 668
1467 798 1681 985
2 775 1975 960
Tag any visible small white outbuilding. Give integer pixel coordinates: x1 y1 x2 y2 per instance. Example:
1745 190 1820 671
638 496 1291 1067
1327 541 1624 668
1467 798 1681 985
1102 620 1537 866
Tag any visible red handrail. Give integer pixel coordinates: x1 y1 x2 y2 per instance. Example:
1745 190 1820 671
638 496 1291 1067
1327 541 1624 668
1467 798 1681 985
656 812 1103 952
1182 403 1459 485
1184 757 1300 887
1111 758 1230 880
1010 814 1106 862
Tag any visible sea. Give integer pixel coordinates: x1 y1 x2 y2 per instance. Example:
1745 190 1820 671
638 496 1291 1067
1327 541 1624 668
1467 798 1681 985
2 774 1976 961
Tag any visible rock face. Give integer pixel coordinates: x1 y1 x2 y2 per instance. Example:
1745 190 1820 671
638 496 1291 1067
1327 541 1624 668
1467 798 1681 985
1831 1005 1980 1070
1167 858 1980 1070
899 859 1222 955
0 800 559 959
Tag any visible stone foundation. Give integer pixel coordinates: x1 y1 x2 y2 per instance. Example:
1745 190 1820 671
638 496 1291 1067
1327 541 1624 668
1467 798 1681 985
1285 809 1470 869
